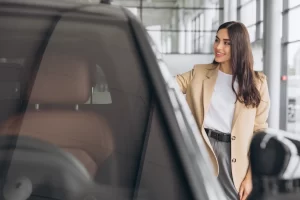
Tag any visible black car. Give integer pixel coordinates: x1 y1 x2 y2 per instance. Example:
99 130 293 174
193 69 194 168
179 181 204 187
0 0 226 199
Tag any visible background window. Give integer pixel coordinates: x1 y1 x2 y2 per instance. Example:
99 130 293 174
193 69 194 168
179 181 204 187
288 6 300 42
289 0 300 8
287 42 300 133
240 0 250 5
240 0 256 27
247 25 256 43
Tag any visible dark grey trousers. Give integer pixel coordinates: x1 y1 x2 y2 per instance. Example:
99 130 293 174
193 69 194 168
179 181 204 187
208 136 239 200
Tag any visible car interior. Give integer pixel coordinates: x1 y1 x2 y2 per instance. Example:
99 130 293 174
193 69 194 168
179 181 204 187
0 4 153 200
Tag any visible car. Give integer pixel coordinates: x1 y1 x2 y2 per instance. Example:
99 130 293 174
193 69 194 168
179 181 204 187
0 0 226 199
249 128 300 200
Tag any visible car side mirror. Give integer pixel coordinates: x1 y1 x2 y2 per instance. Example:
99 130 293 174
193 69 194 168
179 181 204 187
248 129 300 200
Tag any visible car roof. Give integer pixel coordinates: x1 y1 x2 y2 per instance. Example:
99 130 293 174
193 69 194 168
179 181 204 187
0 0 128 21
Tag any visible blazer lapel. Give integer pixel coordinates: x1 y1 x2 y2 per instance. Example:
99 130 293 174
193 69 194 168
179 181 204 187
202 64 219 128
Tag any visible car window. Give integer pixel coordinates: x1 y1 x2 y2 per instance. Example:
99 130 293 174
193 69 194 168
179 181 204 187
0 4 151 200
135 106 195 200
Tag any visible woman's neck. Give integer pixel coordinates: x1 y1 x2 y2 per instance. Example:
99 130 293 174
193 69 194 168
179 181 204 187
219 62 232 75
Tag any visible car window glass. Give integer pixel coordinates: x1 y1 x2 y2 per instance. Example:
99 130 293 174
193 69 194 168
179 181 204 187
0 5 151 200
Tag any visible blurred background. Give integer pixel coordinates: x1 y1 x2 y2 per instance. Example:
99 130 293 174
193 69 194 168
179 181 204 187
67 0 300 135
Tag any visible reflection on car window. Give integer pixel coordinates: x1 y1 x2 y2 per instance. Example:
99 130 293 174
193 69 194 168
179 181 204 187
157 60 227 200
85 64 112 104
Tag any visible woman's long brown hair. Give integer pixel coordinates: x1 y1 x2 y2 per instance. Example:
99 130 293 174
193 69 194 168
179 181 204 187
213 21 261 108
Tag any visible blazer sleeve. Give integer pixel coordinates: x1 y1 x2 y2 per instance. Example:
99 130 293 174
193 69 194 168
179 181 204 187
175 66 195 94
254 76 270 133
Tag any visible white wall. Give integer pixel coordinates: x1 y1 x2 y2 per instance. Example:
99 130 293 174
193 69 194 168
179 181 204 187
162 54 214 75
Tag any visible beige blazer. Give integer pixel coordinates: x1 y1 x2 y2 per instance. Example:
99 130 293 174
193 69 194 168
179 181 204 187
176 64 270 191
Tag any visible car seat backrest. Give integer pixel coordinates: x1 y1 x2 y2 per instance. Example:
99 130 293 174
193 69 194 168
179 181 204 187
0 54 115 179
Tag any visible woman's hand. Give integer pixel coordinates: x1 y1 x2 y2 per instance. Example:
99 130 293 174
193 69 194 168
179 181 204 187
238 177 252 200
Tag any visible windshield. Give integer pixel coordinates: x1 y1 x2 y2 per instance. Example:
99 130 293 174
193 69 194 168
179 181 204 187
0 3 151 199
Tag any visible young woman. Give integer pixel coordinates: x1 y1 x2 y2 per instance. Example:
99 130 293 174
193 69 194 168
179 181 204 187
176 21 270 200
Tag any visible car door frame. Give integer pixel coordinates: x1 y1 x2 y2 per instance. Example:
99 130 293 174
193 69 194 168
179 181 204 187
122 8 227 200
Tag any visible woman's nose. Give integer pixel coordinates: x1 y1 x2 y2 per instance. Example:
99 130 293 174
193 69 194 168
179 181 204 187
216 42 223 50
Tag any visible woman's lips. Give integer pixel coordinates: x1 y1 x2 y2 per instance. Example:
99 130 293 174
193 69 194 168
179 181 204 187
215 52 224 57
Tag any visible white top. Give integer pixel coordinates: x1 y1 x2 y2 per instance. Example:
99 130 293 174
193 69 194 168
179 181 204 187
203 70 239 134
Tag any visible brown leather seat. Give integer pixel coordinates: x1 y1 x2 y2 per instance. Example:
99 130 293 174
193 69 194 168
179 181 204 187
0 55 114 178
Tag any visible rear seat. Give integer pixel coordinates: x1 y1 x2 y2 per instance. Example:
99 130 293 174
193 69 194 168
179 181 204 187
0 55 115 178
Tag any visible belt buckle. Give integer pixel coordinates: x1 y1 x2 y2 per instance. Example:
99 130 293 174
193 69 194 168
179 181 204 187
219 132 228 142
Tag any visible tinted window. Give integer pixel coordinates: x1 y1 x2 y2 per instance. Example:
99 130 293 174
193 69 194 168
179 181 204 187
0 4 151 200
135 107 194 200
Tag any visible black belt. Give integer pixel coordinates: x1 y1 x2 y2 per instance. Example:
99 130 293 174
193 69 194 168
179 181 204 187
205 128 231 143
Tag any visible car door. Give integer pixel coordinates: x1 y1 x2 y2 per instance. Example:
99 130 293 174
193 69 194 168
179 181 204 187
0 1 226 200
124 9 227 200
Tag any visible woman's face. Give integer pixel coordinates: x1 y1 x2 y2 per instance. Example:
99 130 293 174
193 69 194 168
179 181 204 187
213 28 231 64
